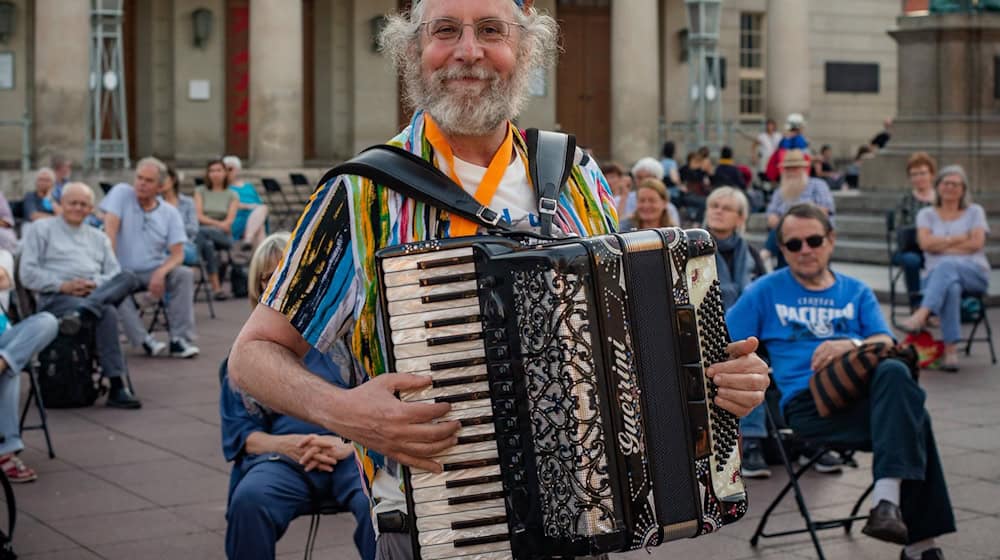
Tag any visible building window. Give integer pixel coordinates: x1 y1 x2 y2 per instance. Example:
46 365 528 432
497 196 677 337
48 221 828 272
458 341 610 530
739 12 764 117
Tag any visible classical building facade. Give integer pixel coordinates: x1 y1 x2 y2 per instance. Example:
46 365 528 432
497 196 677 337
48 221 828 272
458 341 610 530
0 0 901 172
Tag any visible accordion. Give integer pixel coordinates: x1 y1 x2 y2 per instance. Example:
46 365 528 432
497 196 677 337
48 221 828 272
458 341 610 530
376 227 748 560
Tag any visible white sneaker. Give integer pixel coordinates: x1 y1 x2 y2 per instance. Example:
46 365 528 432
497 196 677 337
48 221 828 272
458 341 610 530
170 338 200 359
142 337 167 357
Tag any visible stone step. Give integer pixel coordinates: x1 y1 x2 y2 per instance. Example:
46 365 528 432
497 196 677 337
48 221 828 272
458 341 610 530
745 232 1000 267
747 212 1000 243
831 190 1000 214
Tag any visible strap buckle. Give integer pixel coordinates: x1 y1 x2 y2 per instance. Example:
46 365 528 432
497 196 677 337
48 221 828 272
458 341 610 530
476 206 501 226
538 196 558 215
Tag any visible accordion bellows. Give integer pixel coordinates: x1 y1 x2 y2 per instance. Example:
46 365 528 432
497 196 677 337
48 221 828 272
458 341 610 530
377 228 748 560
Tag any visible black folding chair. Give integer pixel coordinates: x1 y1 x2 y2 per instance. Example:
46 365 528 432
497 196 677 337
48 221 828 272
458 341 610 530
289 173 313 207
261 178 294 229
19 365 54 459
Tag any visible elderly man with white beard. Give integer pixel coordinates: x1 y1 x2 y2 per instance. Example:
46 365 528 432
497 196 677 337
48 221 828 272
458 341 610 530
229 1 769 557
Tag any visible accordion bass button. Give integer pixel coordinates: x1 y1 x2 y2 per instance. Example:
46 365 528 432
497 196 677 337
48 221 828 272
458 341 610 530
498 417 519 433
492 381 514 396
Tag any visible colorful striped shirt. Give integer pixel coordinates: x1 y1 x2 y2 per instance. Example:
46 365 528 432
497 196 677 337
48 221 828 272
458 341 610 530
261 110 618 516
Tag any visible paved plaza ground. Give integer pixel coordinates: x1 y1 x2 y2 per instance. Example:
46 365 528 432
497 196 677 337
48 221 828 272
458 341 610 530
6 296 1000 559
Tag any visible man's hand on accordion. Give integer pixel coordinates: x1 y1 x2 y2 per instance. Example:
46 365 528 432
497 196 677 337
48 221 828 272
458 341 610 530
345 373 461 473
705 336 770 417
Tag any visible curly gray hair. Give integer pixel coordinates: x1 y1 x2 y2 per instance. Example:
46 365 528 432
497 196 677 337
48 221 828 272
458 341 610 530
378 1 559 135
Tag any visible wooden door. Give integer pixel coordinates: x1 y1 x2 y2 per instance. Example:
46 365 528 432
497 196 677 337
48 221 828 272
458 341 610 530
226 0 251 158
556 2 611 160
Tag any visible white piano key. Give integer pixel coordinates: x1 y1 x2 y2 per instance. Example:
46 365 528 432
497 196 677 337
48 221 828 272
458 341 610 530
385 280 478 302
438 404 492 423
381 247 474 273
383 262 476 287
411 481 503 503
392 338 484 360
389 305 481 330
418 522 509 547
406 364 489 383
391 322 483 345
395 348 485 374
413 497 506 518
389 295 480 315
411 449 499 475
419 538 511 560
415 506 507 531
410 465 501 489
431 551 512 560
432 439 498 459
400 381 490 403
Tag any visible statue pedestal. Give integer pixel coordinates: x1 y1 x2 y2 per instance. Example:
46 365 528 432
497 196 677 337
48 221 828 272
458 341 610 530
862 12 1000 192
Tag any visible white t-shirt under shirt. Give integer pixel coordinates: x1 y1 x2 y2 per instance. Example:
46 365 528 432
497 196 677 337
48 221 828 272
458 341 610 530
438 152 541 233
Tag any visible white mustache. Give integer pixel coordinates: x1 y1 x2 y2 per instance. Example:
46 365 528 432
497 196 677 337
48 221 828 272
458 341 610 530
435 65 498 83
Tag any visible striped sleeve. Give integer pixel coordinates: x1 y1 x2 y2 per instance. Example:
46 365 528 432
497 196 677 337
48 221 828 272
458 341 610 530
261 175 361 353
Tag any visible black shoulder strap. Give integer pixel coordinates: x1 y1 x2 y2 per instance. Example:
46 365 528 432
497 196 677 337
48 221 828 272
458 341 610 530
318 144 513 233
525 129 576 238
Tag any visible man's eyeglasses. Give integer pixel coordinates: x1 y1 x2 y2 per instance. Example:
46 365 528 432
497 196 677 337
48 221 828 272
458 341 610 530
419 17 522 45
783 234 825 252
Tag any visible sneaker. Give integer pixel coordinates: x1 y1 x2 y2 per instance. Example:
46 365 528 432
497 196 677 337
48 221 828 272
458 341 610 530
106 386 142 409
799 451 844 474
0 454 37 483
142 337 167 357
170 338 200 359
741 442 771 479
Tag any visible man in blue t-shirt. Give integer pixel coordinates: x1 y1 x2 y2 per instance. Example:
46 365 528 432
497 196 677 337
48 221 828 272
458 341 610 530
727 204 954 560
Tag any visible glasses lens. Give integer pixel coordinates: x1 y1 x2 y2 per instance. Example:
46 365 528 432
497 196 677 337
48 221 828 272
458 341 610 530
784 235 825 252
784 238 803 252
806 235 825 249
429 18 461 41
475 19 509 42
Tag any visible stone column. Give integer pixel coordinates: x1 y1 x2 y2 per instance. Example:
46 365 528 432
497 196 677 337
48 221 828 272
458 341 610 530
765 0 810 123
611 0 660 163
34 0 91 164
249 0 303 166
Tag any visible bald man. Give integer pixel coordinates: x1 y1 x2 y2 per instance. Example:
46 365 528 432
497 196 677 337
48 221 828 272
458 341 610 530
20 182 143 409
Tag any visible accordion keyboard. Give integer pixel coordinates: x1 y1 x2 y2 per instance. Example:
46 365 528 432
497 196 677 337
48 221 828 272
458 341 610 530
382 246 513 560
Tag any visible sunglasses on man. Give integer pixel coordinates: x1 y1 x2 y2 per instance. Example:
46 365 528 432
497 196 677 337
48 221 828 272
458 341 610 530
783 234 825 252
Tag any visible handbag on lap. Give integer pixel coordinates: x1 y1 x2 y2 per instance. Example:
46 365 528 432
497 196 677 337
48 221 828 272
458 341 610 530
809 342 919 417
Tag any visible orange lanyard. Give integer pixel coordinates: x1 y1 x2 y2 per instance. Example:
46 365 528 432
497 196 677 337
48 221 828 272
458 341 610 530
424 114 514 237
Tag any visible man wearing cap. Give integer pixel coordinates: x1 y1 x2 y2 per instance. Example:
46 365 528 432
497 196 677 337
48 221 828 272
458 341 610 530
229 1 770 557
779 112 810 153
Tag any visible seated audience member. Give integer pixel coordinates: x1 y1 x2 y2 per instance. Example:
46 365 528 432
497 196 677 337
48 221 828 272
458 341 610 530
19 183 143 409
23 168 61 222
844 145 874 190
727 203 955 559
779 113 810 152
222 232 375 560
0 190 18 253
160 167 201 267
223 155 269 258
619 178 676 231
703 187 768 477
600 161 635 218
195 160 239 300
893 153 937 307
0 248 59 482
100 157 200 359
659 140 682 187
901 165 990 372
630 158 682 226
764 150 835 268
50 153 73 202
711 146 747 190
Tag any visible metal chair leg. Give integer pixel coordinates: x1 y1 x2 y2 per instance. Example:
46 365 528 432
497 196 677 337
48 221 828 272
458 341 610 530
198 260 216 319
19 368 55 459
844 482 874 534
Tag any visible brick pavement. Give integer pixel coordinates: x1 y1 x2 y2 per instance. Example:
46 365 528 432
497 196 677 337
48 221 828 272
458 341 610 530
7 299 1000 559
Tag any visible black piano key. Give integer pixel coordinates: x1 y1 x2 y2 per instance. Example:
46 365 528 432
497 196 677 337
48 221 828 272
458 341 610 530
427 332 484 346
459 415 494 427
451 515 508 531
418 254 475 270
443 457 500 471
456 433 496 445
445 474 503 489
419 272 478 286
448 490 506 506
425 314 481 328
422 289 478 304
430 356 487 371
435 390 492 404
454 532 511 548
432 374 489 388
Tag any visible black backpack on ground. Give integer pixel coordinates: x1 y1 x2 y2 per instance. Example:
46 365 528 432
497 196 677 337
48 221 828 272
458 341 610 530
230 264 248 299
36 330 101 408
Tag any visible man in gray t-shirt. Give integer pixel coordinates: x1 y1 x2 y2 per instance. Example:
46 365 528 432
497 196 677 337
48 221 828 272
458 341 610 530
99 157 199 359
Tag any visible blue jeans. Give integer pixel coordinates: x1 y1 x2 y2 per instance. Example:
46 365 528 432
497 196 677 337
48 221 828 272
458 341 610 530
226 454 375 560
740 404 767 440
892 250 924 306
0 312 59 456
920 258 990 343
785 359 955 543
